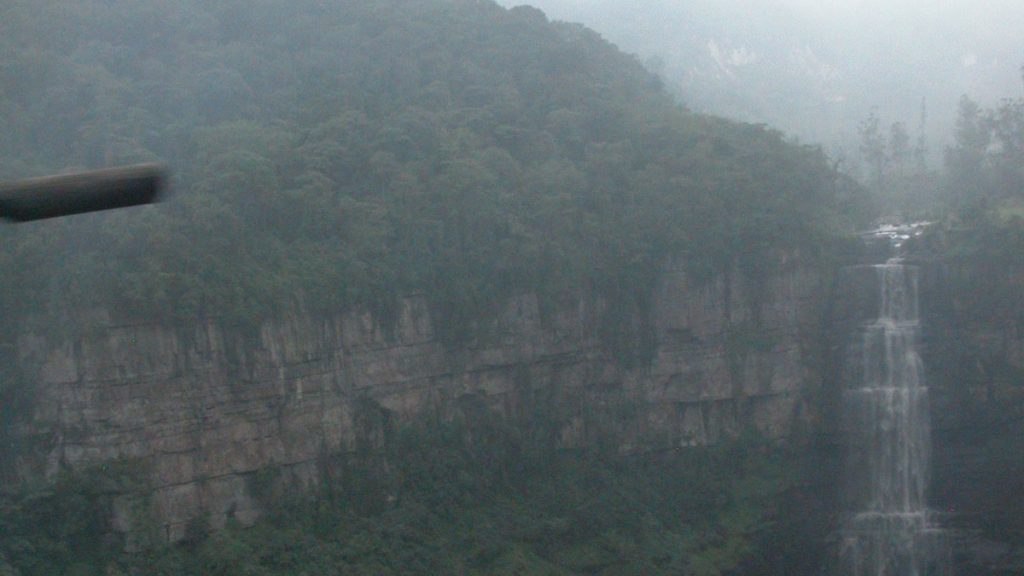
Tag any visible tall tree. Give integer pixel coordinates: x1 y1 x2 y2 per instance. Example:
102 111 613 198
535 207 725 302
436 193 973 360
889 121 910 181
859 110 887 192
914 98 929 172
944 96 991 209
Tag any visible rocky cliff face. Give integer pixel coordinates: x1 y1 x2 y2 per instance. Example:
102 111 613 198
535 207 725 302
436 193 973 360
1 259 827 541
911 254 1024 575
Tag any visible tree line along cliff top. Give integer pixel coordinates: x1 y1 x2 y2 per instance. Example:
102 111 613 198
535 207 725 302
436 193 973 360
0 0 865 339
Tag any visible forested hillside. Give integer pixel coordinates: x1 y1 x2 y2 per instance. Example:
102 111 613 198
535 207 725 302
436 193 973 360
495 0 1024 164
0 1 863 574
0 0 862 341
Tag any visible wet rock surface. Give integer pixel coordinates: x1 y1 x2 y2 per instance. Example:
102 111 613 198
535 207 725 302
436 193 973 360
2 260 828 541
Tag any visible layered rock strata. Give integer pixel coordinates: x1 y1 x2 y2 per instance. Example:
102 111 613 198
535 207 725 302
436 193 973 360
2 260 827 541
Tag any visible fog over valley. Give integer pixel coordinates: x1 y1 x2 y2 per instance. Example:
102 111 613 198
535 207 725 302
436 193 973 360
498 0 1024 161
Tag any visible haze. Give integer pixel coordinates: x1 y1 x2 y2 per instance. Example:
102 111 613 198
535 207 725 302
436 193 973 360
498 0 1024 160
6 1 1024 574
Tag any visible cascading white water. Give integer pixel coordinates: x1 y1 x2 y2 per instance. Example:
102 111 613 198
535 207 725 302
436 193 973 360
838 250 952 576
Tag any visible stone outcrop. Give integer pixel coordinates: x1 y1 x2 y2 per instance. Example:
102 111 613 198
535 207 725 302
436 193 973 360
2 259 828 541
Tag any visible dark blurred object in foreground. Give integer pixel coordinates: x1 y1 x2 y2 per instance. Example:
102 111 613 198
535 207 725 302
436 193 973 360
0 164 165 222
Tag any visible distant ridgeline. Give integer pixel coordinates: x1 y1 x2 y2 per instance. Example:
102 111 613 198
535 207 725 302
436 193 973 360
0 0 866 340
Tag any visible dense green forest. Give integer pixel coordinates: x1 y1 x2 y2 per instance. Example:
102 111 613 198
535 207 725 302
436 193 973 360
0 0 862 341
0 0 866 574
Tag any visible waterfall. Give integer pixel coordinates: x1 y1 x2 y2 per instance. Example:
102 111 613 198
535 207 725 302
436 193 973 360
838 227 952 576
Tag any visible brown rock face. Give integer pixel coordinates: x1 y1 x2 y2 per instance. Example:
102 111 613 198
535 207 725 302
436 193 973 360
2 260 828 541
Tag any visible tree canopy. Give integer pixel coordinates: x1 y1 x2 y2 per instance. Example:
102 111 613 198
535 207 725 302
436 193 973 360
0 0 857 341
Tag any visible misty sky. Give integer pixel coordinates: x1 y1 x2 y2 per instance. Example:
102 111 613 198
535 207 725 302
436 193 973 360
498 0 1024 159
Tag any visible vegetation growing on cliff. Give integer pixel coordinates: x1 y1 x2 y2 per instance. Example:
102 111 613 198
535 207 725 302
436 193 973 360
0 420 801 576
0 0 858 345
0 2 857 574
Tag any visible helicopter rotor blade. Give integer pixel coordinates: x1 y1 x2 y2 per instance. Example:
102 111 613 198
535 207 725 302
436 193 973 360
0 164 165 222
